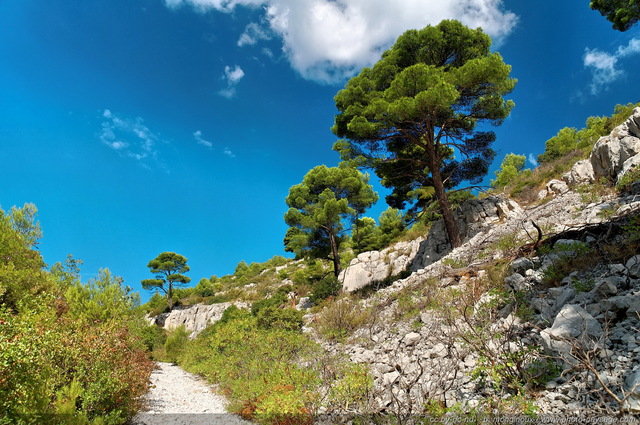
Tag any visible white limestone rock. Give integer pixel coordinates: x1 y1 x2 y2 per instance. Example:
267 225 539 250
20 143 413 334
563 159 595 185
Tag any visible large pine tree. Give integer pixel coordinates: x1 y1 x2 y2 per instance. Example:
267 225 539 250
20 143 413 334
332 20 516 248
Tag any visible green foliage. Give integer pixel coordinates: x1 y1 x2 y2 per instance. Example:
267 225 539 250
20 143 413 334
256 306 303 331
309 275 341 304
164 326 189 364
143 292 169 316
352 216 379 253
333 20 515 247
251 285 292 316
7 203 42 248
590 0 640 31
616 165 640 193
352 207 406 254
141 252 191 311
291 260 326 287
179 314 317 423
312 297 372 342
284 165 378 277
194 278 216 297
64 268 139 324
538 104 638 165
0 204 153 424
328 363 373 412
491 153 526 188
179 310 374 424
537 127 581 163
0 204 50 312
137 323 166 353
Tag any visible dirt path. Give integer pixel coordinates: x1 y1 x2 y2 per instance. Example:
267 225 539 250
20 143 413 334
131 362 251 424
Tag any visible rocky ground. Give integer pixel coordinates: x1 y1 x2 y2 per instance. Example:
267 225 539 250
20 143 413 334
131 362 250 425
145 109 640 420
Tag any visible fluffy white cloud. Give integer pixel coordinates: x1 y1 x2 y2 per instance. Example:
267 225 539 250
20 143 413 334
164 0 518 82
99 109 159 163
527 153 538 168
218 65 245 98
584 37 640 95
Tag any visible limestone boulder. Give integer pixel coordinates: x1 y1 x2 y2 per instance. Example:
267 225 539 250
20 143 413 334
591 107 640 181
540 304 602 359
340 238 423 292
563 159 595 185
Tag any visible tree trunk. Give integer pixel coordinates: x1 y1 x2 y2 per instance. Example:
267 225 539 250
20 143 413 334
426 138 462 248
328 229 342 277
167 284 174 312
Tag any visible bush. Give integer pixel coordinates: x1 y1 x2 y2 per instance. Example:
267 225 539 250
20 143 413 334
179 314 319 423
143 292 169 317
0 204 153 424
136 324 166 353
256 306 303 331
312 297 372 342
251 285 292 316
164 326 189 364
616 165 640 193
309 275 341 304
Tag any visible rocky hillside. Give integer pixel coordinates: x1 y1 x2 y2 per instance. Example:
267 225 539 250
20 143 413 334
153 109 640 418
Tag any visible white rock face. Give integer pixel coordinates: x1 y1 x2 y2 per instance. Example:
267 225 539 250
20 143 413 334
154 302 248 338
340 238 423 292
411 196 523 272
340 196 523 292
563 107 640 187
562 159 594 185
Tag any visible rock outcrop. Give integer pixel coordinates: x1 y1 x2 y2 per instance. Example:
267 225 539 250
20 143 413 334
151 302 248 338
565 107 640 186
339 238 423 292
340 196 523 292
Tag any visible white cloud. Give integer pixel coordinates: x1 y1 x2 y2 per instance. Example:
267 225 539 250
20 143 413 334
193 130 214 148
238 22 272 47
218 65 245 98
584 37 640 95
223 147 236 158
164 0 518 83
527 153 538 168
99 109 160 164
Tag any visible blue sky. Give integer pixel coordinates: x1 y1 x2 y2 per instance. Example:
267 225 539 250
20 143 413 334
2 0 640 302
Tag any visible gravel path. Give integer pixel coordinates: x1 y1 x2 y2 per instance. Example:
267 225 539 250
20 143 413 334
132 362 251 425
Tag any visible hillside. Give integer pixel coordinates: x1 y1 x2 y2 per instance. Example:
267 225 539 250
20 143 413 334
143 108 640 422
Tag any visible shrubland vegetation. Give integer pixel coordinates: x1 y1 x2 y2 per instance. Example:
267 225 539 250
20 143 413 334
0 204 154 424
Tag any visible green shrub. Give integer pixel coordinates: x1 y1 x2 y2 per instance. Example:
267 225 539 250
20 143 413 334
491 153 527 189
312 297 372 342
179 314 319 423
327 363 373 412
143 292 169 316
616 165 640 193
136 324 166 353
309 275 341 304
0 204 153 424
256 306 303 331
164 326 189 364
250 285 292 316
